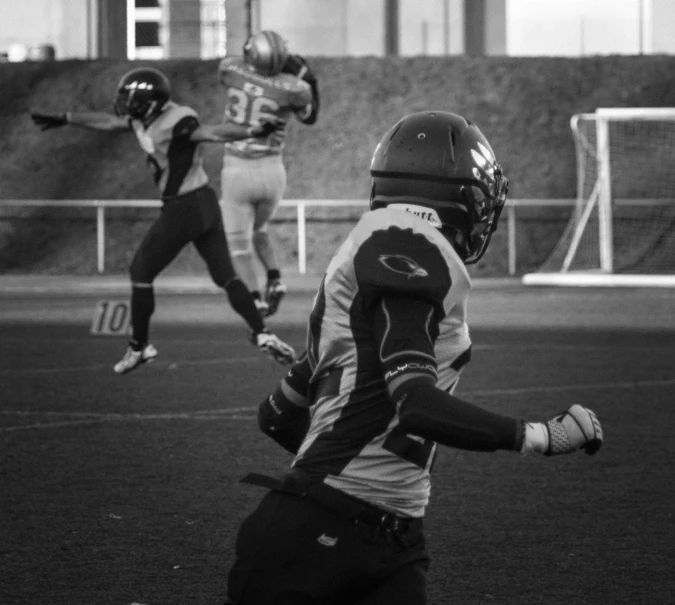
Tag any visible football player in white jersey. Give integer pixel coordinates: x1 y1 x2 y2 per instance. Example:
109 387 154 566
223 111 604 605
30 67 296 373
218 30 319 317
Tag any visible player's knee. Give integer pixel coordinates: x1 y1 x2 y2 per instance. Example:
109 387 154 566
228 233 252 258
129 258 154 284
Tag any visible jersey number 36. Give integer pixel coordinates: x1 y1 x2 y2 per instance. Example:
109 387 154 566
226 87 279 125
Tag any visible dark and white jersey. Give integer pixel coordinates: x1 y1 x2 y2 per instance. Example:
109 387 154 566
130 101 208 199
292 207 472 517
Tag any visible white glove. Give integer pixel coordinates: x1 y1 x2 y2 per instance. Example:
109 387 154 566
254 331 296 365
521 405 603 456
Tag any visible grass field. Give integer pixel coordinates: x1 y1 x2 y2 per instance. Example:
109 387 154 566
1 288 675 605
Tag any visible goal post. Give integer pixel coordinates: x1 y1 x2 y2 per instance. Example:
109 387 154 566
523 107 675 287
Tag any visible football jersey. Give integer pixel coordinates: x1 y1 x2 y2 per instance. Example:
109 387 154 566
218 56 312 159
293 207 473 517
130 101 208 199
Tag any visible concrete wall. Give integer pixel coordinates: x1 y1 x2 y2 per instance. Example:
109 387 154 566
257 0 385 57
97 0 127 60
651 0 675 54
0 0 93 59
1 0 674 60
166 0 200 58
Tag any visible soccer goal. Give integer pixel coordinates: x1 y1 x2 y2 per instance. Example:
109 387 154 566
523 107 675 287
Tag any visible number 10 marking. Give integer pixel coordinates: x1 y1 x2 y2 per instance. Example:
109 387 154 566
90 300 131 336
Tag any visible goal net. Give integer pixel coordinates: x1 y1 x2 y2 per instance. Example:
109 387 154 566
523 108 675 287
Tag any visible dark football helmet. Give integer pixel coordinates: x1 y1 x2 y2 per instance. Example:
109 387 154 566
370 111 508 264
113 67 171 122
243 30 288 77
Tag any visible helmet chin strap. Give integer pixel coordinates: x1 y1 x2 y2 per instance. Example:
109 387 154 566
441 226 470 261
142 100 168 126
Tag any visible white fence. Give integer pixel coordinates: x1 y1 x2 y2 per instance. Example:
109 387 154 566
0 198 575 275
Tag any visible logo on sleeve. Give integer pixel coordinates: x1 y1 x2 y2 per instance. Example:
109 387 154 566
384 362 437 381
378 254 429 279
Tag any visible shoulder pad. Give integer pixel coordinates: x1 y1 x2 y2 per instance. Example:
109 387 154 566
164 103 198 123
351 210 453 306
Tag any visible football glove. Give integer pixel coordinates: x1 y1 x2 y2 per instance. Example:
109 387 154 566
253 331 296 365
31 112 69 131
281 54 316 84
281 54 319 125
521 405 603 456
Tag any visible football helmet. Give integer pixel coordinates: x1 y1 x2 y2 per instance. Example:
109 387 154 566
370 111 508 264
113 67 170 121
243 30 288 76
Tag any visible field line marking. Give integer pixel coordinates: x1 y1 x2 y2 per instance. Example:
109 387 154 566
0 356 263 376
462 377 675 397
0 418 109 432
3 377 673 432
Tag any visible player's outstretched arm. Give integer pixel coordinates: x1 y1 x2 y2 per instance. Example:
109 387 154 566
191 118 281 143
258 351 312 454
373 295 603 457
31 111 130 132
394 378 603 456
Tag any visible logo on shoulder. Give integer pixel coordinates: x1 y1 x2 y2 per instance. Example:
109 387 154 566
378 254 429 279
243 82 264 97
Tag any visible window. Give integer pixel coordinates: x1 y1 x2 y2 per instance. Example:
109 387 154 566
136 21 160 47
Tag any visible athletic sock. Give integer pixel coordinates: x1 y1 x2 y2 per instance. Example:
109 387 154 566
225 278 265 335
267 269 281 281
131 285 155 346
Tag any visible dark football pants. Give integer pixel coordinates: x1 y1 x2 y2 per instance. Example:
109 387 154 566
129 185 236 286
225 486 429 605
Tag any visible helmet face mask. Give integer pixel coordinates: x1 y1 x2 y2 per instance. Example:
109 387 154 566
243 30 288 76
370 111 508 264
114 67 171 122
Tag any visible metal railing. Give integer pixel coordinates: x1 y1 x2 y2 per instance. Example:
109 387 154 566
0 198 575 275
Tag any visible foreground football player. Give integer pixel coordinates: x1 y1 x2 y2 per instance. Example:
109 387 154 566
218 30 319 317
30 67 296 374
224 111 604 605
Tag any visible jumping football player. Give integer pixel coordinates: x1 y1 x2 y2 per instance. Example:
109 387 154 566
224 111 604 605
218 29 319 317
31 67 296 374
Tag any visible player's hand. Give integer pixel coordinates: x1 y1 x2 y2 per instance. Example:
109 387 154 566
253 331 296 365
247 117 284 138
30 112 69 131
521 405 603 456
545 405 603 455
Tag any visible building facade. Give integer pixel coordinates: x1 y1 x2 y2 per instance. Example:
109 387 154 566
1 0 674 62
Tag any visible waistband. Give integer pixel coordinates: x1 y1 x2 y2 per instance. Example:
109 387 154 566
241 471 419 533
161 184 211 203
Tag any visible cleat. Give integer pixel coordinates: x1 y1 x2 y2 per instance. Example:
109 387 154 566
264 279 287 317
114 343 158 375
253 331 296 365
